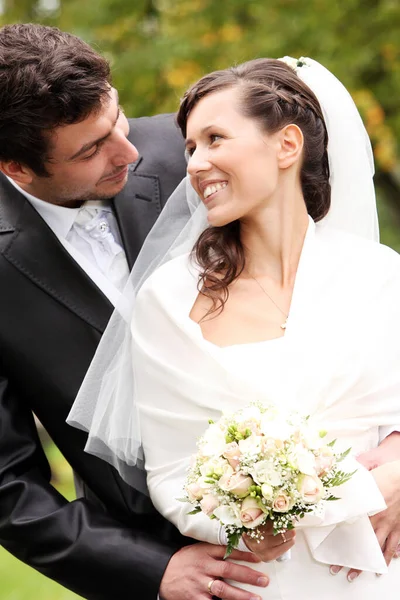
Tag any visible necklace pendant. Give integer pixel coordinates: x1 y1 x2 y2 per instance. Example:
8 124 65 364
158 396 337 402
281 319 287 330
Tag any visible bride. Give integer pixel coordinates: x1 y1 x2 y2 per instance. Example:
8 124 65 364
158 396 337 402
69 58 400 599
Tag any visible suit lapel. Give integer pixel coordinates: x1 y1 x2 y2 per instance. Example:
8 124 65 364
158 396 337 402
0 176 113 333
113 158 162 269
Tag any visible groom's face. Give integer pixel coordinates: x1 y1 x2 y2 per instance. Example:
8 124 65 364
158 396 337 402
23 88 139 207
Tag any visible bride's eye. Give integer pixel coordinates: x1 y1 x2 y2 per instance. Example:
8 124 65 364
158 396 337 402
185 147 195 162
210 134 222 145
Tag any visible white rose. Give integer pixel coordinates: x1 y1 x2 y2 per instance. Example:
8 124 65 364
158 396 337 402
288 447 317 476
213 504 242 527
297 474 324 504
251 460 283 487
201 424 227 457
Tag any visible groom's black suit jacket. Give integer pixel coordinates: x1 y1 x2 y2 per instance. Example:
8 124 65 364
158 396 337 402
0 114 189 599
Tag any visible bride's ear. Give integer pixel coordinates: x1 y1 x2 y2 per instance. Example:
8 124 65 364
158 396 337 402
277 124 304 169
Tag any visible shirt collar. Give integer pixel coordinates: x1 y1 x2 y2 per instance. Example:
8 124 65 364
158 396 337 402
7 177 112 239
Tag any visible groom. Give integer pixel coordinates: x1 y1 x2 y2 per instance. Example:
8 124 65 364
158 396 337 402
0 23 267 600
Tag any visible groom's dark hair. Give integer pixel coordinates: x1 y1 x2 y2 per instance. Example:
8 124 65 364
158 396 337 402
0 23 111 176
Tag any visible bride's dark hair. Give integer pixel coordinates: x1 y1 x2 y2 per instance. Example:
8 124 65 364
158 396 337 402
177 58 330 315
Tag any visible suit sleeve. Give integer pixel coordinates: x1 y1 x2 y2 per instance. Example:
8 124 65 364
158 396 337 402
0 373 180 600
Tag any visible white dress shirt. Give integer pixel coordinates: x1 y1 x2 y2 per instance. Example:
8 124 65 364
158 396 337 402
8 177 128 307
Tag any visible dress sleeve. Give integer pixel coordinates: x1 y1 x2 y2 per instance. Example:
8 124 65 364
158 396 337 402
132 267 224 545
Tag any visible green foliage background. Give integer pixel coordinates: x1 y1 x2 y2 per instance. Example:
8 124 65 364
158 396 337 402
0 0 400 598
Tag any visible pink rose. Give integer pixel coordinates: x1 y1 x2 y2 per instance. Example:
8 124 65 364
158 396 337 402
186 482 203 501
315 450 335 477
223 442 242 469
272 493 292 513
200 494 220 516
297 474 324 504
240 497 265 528
219 472 253 498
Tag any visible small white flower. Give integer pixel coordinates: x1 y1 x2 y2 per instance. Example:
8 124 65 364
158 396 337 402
200 457 229 478
261 483 274 500
279 56 299 70
238 433 262 456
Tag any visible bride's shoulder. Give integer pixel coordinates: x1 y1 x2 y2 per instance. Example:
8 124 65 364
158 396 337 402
136 253 196 303
317 225 400 276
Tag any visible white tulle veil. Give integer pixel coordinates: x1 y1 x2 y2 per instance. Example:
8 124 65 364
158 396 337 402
67 58 379 491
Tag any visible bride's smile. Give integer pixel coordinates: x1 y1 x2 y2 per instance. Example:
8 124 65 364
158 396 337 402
185 86 294 228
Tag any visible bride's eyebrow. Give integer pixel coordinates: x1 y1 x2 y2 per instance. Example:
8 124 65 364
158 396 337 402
185 124 219 148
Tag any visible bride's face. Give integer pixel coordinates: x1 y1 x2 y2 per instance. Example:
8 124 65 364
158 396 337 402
185 87 283 227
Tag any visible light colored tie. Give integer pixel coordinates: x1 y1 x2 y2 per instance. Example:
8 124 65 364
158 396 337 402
72 205 130 292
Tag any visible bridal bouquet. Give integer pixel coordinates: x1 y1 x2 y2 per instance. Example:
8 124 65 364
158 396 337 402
182 403 355 557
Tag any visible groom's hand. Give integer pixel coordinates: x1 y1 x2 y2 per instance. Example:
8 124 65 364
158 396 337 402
330 433 400 582
159 542 269 600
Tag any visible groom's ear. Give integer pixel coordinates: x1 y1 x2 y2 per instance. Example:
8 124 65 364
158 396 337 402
277 124 304 170
0 160 34 185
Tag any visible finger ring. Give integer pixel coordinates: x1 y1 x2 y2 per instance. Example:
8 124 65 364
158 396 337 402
207 579 217 595
281 532 287 543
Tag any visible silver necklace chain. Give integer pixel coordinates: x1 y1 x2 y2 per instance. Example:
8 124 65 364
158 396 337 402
249 275 289 330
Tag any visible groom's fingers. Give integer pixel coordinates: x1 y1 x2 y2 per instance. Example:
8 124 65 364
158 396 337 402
207 577 263 600
159 543 267 600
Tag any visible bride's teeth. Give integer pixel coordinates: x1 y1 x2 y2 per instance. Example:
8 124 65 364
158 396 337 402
204 182 227 199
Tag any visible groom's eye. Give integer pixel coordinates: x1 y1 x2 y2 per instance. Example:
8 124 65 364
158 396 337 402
82 144 103 160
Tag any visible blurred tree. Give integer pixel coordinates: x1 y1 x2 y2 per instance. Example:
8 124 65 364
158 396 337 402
0 0 399 246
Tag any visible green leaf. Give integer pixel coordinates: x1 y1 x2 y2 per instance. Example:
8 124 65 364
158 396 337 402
224 530 242 559
336 447 351 462
187 508 202 515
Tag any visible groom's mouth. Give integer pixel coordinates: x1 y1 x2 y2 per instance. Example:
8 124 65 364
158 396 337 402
101 166 129 183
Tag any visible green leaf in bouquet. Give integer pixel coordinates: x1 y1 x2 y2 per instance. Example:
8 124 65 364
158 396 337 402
176 497 189 502
224 530 243 559
187 508 202 515
325 495 340 501
336 447 351 462
327 439 337 447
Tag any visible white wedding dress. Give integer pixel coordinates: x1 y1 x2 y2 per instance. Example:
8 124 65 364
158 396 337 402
131 217 400 599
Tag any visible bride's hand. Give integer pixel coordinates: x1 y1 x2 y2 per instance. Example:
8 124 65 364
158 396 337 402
330 441 400 582
243 522 296 562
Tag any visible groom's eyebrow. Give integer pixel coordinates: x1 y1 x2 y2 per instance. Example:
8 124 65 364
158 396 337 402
68 90 121 161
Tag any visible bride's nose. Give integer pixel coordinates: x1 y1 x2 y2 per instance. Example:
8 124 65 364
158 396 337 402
187 147 212 176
